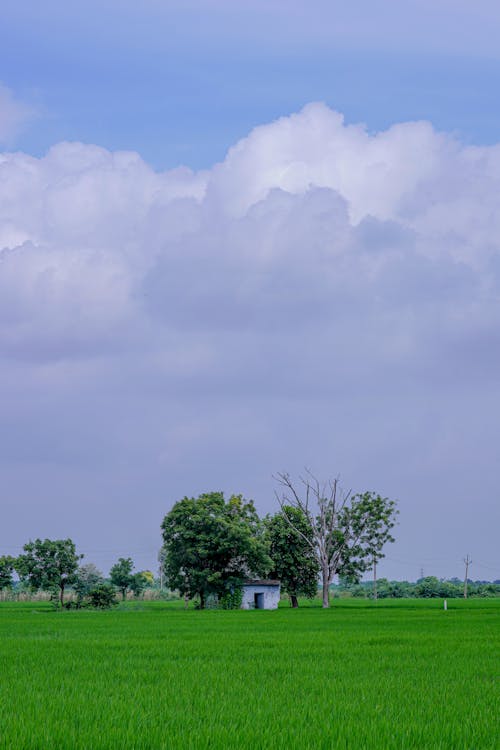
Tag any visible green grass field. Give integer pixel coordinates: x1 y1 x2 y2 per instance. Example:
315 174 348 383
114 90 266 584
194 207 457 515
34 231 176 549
0 599 498 749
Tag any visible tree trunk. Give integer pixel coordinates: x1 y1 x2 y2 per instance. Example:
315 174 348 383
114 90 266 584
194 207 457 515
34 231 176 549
290 594 299 608
199 591 205 609
322 569 330 608
373 559 377 601
59 582 65 607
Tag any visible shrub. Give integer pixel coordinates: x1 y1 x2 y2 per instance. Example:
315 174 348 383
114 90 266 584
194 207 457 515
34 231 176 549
219 586 243 610
87 584 118 609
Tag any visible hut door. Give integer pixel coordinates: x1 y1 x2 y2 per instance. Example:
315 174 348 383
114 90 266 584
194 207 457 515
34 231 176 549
254 592 264 609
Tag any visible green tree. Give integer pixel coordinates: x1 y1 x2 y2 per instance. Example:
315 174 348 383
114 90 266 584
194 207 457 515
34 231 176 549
265 506 319 607
16 539 82 606
130 572 149 597
161 492 272 608
73 563 104 603
109 557 134 600
343 492 398 599
0 555 15 590
87 583 117 609
415 576 443 598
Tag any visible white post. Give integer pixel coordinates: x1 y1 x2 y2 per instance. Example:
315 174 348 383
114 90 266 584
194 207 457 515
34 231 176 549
443 599 447 611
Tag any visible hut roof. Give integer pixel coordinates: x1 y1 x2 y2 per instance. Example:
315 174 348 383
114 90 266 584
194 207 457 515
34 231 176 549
243 580 280 586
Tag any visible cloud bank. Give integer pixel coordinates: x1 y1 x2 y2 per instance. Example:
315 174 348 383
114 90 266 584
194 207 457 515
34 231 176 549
1 103 498 578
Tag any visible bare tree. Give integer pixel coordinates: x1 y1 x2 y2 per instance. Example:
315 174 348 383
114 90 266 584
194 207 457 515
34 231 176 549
274 471 398 608
274 471 352 608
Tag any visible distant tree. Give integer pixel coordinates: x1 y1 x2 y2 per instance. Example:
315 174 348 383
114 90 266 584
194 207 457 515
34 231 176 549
386 580 414 599
0 555 15 590
130 572 149 597
265 506 319 607
141 570 155 586
16 539 82 606
87 583 117 609
274 471 398 608
415 576 444 598
161 492 272 608
73 563 104 603
109 557 134 600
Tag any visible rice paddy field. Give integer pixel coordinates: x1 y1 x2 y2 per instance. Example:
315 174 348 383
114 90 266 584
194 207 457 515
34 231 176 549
0 598 498 749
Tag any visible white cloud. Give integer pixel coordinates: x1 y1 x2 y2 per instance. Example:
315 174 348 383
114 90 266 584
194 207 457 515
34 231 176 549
0 103 498 364
0 104 499 578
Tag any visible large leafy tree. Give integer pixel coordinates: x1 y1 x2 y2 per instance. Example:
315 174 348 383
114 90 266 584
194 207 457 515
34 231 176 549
161 492 272 608
0 555 15 590
109 557 135 600
274 471 398 608
348 492 398 599
16 539 82 606
265 507 319 607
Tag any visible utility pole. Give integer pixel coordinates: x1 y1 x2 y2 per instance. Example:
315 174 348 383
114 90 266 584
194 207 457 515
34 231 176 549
463 554 472 599
157 549 165 591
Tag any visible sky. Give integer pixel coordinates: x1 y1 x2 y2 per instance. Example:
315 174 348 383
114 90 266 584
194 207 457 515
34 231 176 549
1 0 499 582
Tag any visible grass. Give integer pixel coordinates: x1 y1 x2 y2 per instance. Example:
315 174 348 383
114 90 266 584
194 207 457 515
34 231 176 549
0 598 498 749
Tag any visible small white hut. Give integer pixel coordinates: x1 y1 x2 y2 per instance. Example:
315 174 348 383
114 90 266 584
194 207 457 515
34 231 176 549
241 580 281 610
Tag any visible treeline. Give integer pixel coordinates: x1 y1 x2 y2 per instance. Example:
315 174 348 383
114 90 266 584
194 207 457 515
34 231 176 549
1 476 399 609
2 475 495 609
0 542 157 608
335 577 500 599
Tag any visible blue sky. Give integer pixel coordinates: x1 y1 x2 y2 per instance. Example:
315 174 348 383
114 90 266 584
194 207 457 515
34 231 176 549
1 1 499 582
4 0 500 166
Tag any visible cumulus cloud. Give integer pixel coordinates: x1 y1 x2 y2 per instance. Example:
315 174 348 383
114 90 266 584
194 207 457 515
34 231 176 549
1 102 497 365
1 103 498 577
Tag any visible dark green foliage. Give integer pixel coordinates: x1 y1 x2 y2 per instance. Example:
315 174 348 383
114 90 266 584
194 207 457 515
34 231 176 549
0 556 15 590
15 539 82 606
333 493 398 584
338 578 414 599
130 572 148 597
348 491 398 574
218 586 243 610
415 576 460 598
87 583 118 609
109 557 135 600
161 492 272 608
337 578 500 599
265 507 319 606
377 579 415 599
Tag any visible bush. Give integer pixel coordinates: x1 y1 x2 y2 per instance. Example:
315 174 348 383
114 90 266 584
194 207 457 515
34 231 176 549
219 587 243 610
87 584 118 609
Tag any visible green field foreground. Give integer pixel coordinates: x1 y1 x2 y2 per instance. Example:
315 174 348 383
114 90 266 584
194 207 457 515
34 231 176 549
0 599 498 749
